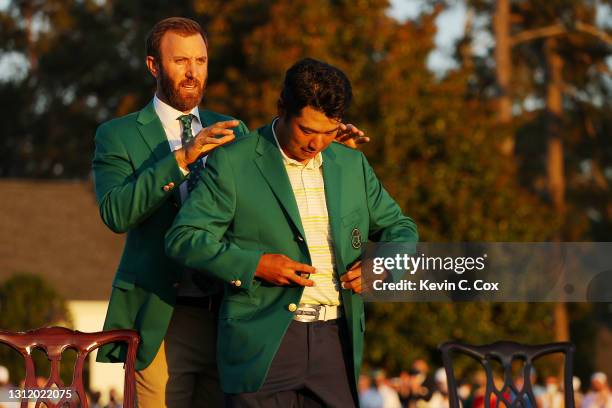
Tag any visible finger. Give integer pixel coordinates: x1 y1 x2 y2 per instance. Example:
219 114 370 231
203 134 235 145
340 269 360 281
341 279 356 290
349 260 362 270
289 261 317 274
335 132 351 142
347 125 365 137
341 278 362 293
353 136 370 145
196 121 238 137
288 273 315 287
197 135 236 155
208 127 235 136
210 119 240 129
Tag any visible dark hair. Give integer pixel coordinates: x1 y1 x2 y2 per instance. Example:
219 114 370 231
279 58 352 120
146 17 208 61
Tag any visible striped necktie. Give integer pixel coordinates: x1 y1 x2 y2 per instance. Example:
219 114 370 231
178 114 203 192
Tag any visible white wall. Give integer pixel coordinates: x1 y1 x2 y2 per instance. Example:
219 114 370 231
67 300 125 406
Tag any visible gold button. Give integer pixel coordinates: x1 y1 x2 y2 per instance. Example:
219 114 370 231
234 280 242 287
288 303 297 312
163 185 170 192
230 280 236 285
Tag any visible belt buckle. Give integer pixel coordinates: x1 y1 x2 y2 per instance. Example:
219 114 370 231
294 304 321 322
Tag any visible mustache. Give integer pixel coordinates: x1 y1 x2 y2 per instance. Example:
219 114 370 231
179 78 201 87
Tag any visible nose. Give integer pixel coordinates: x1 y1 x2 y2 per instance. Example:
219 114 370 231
307 135 326 152
185 62 194 78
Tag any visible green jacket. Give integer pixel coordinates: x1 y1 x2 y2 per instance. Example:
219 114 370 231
165 123 418 393
92 101 249 370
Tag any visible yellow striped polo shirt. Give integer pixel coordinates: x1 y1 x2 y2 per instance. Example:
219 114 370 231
272 119 341 305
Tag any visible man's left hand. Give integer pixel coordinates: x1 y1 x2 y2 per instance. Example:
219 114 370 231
340 261 362 293
335 124 370 149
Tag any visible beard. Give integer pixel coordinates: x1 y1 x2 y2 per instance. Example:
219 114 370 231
159 66 206 112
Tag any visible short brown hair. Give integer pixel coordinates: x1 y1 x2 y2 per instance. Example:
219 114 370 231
145 17 208 60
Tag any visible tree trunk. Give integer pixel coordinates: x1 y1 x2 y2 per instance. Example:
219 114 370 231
494 0 513 155
544 37 570 343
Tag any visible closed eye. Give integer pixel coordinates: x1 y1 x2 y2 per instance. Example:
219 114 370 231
298 125 339 135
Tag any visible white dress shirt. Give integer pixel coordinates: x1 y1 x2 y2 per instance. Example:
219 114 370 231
153 94 205 203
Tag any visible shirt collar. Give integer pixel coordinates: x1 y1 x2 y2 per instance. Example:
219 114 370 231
271 118 323 169
153 94 201 128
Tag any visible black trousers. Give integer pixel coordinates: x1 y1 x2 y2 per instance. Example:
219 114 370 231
225 318 358 408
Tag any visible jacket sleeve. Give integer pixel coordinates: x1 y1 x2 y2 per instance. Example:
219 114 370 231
92 122 186 233
362 153 418 283
165 147 262 290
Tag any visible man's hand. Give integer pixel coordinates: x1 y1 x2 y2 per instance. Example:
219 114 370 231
254 254 317 286
335 123 370 149
340 260 362 293
174 120 238 170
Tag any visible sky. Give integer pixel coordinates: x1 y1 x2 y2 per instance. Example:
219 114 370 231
389 0 612 74
389 0 468 73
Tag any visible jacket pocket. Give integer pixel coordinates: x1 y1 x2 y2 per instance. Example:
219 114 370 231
112 272 136 291
218 280 261 320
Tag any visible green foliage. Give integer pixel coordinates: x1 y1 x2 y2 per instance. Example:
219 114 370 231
365 302 557 375
0 274 73 385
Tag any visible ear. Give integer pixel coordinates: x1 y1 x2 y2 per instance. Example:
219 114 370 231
146 56 159 79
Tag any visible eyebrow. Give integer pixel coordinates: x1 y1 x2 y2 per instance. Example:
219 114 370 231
172 55 207 60
298 124 340 134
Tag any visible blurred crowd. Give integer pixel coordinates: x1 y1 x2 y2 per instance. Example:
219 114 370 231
0 360 611 407
359 360 612 408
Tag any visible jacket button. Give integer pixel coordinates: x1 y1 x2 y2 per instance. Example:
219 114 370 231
234 280 242 287
296 236 304 242
163 185 170 192
288 303 297 312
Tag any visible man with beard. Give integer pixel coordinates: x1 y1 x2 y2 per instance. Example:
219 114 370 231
93 18 368 408
93 17 241 408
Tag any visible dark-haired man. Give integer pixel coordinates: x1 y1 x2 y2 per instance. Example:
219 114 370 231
166 58 418 407
93 18 369 408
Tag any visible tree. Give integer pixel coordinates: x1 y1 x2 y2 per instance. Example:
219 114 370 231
0 274 73 384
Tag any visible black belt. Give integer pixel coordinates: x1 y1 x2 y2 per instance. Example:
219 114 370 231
175 293 222 313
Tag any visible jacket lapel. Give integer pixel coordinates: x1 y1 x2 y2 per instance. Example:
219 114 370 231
322 147 345 273
254 125 306 240
136 101 171 161
137 100 185 205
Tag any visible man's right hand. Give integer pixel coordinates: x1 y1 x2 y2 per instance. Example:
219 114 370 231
254 254 316 286
174 120 238 170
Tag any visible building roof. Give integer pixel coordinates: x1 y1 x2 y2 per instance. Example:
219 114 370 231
0 179 124 300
